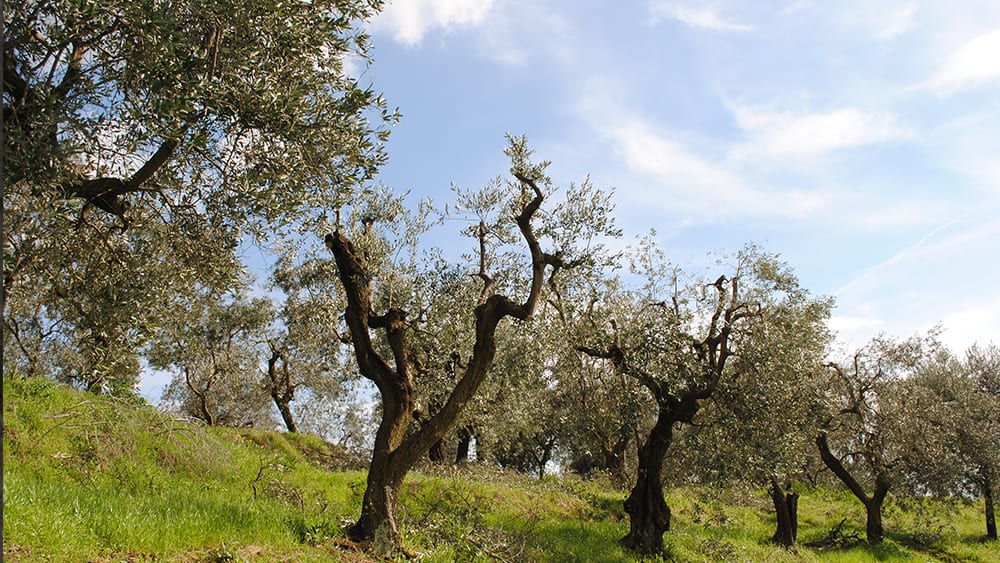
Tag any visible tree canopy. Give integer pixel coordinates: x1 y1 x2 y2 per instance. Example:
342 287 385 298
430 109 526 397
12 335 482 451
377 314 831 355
4 0 393 391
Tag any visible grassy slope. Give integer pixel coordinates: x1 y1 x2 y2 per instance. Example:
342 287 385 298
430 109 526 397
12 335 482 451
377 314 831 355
2 376 995 562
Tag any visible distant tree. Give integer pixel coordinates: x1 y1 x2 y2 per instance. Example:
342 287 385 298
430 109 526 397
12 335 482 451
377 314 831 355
963 344 1000 540
900 343 1000 540
577 240 817 554
267 246 361 433
149 287 274 427
324 137 618 548
554 353 648 486
816 331 940 545
3 0 390 392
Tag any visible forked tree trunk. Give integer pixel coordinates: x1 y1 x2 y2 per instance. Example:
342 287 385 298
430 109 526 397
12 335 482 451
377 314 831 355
769 476 799 548
327 170 561 549
816 432 889 545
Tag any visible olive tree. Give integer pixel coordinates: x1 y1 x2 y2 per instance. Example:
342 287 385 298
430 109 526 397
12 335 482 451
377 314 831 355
577 240 820 554
900 343 1000 540
323 137 618 548
148 287 274 427
677 287 832 548
3 0 390 391
816 331 941 545
267 246 362 433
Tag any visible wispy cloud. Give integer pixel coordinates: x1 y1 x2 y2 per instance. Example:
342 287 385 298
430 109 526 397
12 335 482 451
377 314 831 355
649 2 753 32
835 210 987 297
872 3 917 40
729 105 914 160
924 28 1000 94
373 0 495 45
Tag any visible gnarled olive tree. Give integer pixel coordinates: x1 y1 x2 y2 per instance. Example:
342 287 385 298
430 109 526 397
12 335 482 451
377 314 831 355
324 137 617 547
817 331 941 545
577 241 822 554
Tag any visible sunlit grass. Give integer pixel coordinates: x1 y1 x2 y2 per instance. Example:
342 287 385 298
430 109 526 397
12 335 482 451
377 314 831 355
3 376 995 562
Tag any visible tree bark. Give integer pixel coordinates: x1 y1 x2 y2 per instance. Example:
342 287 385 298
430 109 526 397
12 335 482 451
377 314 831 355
267 344 297 433
274 397 298 433
601 434 630 485
348 455 406 544
769 476 799 548
620 401 688 553
428 439 446 463
982 465 997 540
865 486 887 545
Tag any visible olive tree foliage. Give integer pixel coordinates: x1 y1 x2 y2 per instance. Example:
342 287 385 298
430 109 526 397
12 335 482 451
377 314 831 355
267 245 365 433
899 343 1000 540
547 271 650 486
147 287 274 427
471 317 563 477
322 136 619 548
816 331 943 545
555 353 650 486
2 0 391 392
574 238 824 554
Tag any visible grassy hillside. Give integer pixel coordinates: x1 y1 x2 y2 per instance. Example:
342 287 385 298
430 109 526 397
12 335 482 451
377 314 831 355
2 376 995 562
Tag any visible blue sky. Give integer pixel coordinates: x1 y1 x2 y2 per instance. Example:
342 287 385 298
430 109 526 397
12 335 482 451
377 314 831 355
361 0 1000 354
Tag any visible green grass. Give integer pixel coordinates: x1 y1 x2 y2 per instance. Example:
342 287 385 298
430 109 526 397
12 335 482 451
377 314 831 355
3 376 997 562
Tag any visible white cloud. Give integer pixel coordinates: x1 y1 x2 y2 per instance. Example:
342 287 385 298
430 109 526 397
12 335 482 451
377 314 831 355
649 2 753 32
828 315 886 333
925 28 1000 94
595 119 835 220
373 0 495 45
826 315 885 342
729 105 913 160
941 298 1000 351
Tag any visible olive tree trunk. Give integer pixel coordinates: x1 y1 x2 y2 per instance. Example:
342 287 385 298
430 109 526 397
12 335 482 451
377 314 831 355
266 344 298 433
620 406 676 553
982 465 997 540
816 432 889 545
769 476 799 548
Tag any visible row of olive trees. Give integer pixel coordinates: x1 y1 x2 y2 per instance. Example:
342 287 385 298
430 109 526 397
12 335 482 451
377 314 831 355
5 1 997 557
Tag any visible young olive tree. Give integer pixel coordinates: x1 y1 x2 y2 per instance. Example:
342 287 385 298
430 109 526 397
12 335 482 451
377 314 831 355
577 240 822 554
3 0 390 392
817 331 942 545
323 137 618 547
